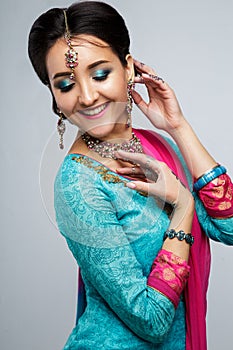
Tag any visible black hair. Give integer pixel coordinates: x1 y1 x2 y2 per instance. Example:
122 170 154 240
28 1 130 116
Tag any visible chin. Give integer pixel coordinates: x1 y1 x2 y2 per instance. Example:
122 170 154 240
86 123 120 140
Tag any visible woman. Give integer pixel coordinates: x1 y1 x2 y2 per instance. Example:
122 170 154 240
28 1 233 349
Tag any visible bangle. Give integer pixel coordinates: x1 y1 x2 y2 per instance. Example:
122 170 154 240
164 229 194 246
193 164 227 192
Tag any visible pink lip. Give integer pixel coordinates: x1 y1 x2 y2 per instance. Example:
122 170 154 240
78 102 110 120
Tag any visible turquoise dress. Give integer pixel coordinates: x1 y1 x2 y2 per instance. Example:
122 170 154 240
54 152 233 349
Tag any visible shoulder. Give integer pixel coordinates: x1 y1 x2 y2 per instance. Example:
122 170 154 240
54 155 100 214
55 154 128 190
55 154 101 191
54 154 129 212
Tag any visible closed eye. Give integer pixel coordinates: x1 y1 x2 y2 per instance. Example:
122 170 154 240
60 83 75 93
54 79 75 93
92 69 111 81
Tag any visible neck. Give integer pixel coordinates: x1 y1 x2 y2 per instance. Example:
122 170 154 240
92 125 133 143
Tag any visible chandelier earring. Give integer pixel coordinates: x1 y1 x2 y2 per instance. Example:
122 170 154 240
57 111 66 150
126 79 135 128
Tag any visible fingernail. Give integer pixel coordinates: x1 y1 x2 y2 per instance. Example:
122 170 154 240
126 182 136 189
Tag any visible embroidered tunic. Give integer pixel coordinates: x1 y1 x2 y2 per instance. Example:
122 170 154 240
54 150 233 349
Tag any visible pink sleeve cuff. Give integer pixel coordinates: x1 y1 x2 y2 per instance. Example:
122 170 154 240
147 249 190 308
198 174 233 218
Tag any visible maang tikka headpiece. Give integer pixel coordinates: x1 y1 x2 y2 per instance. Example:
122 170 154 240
63 10 78 80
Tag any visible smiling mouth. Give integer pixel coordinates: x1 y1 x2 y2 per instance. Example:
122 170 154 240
78 102 109 119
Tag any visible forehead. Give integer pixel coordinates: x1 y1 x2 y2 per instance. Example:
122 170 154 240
46 34 120 79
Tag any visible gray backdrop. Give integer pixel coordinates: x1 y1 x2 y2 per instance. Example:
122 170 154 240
1 0 232 349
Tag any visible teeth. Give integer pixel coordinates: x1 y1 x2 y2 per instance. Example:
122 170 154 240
81 103 107 116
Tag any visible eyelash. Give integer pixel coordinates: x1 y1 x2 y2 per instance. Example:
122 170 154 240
56 70 111 93
59 83 75 93
93 70 111 81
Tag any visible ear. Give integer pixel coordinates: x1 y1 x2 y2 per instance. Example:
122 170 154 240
125 54 135 81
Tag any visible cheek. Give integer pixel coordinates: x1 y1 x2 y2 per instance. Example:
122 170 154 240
103 80 128 101
117 79 128 101
54 93 76 115
100 72 128 99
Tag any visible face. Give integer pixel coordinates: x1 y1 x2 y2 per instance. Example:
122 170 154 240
46 35 134 140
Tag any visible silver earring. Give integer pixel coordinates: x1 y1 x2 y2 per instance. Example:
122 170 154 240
57 111 66 149
126 79 135 128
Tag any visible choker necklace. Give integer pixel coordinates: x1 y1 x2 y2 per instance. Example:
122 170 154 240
81 132 143 159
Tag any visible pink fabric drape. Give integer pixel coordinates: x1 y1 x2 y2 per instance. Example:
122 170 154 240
198 174 233 218
134 128 211 350
147 249 190 309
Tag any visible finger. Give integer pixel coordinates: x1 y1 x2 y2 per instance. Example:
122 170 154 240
115 150 150 167
135 71 166 93
134 76 145 84
142 73 165 86
126 180 150 193
116 164 158 182
116 166 135 173
116 166 144 176
131 90 149 115
115 151 161 176
134 59 156 75
126 180 160 196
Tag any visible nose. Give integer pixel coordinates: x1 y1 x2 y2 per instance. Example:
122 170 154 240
78 80 99 107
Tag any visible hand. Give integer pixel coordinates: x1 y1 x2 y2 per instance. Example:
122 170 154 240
115 150 193 208
133 59 187 133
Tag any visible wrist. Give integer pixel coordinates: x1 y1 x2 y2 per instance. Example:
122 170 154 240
168 118 192 139
164 229 194 246
170 195 194 233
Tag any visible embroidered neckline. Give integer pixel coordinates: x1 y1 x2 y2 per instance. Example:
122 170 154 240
71 155 147 196
71 155 174 214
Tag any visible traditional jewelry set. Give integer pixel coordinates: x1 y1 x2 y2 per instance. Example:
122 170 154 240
56 10 228 248
81 132 143 160
57 10 134 151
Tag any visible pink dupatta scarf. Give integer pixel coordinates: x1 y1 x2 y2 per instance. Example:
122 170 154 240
134 128 211 350
76 128 211 349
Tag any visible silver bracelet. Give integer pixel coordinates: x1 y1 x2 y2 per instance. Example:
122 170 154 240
164 229 194 246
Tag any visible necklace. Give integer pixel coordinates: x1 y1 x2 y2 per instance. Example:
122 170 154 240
81 132 143 159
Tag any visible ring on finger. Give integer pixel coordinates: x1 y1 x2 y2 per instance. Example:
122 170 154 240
148 74 165 83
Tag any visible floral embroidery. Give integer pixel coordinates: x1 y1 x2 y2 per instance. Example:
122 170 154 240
147 249 190 308
72 156 128 185
72 156 148 196
198 174 233 217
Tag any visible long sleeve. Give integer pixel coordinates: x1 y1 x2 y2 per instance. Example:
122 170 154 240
54 156 186 345
194 193 233 245
193 172 233 244
164 136 233 245
197 174 233 218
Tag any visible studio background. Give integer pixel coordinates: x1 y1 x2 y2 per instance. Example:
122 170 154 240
1 0 232 349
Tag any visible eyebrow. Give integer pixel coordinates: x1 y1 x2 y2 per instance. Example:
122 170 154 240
52 60 110 80
87 60 110 70
53 72 71 80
